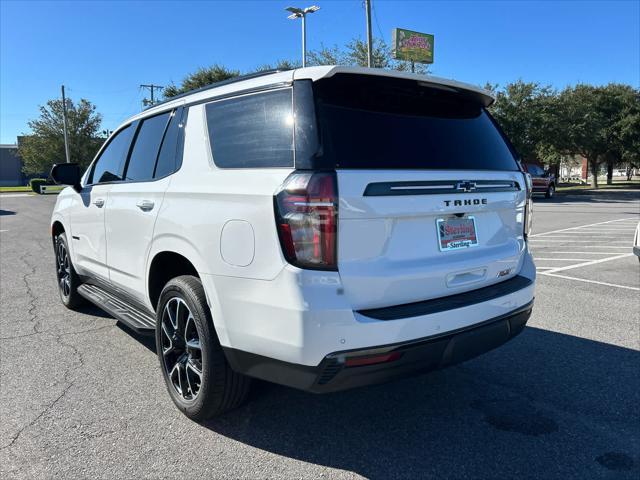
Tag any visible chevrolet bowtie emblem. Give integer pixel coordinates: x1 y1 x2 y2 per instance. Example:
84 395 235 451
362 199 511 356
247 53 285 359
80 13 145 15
455 181 477 192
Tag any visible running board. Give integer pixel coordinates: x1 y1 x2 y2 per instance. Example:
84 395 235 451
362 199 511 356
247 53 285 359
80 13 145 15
77 284 156 333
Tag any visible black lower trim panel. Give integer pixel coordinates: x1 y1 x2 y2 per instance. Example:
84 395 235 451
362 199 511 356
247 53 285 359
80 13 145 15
224 301 533 393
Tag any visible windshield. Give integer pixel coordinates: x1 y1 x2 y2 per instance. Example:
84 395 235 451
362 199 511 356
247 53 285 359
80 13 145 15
312 74 519 171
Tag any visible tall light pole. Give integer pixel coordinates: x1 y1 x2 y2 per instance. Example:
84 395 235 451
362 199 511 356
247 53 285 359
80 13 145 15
61 85 71 163
364 0 373 67
286 5 320 67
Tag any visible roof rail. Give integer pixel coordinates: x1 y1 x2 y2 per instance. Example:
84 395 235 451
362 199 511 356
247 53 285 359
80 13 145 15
145 69 286 110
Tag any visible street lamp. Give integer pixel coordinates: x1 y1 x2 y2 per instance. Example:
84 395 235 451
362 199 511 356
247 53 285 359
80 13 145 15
285 5 320 68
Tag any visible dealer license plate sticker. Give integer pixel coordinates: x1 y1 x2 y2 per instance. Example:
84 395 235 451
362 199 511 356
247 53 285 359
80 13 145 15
436 216 479 251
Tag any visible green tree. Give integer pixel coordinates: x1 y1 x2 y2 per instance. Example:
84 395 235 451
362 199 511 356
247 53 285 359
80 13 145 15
163 38 432 100
600 84 640 183
308 37 429 73
487 80 558 162
164 64 240 98
255 59 301 72
19 98 102 175
560 84 616 187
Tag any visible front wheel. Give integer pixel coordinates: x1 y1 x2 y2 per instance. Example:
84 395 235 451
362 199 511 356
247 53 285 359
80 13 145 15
545 184 555 198
155 275 250 421
54 232 85 309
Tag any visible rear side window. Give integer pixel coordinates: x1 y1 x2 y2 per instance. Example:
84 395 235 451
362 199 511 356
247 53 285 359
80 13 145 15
125 112 171 182
205 89 294 168
90 124 135 184
154 108 185 178
312 75 519 171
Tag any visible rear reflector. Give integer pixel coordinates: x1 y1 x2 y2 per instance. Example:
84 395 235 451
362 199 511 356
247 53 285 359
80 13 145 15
344 351 402 367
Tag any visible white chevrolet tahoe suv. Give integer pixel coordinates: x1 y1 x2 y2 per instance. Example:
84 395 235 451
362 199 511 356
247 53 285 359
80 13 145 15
50 66 536 420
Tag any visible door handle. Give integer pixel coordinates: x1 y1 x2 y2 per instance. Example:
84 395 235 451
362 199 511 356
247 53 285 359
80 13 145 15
136 199 155 211
93 198 105 208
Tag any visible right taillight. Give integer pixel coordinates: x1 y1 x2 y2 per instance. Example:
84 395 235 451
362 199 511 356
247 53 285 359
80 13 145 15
274 171 338 270
523 172 533 238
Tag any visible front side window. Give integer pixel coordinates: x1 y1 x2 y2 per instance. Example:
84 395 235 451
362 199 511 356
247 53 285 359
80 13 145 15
90 124 135 184
125 111 171 182
205 89 294 168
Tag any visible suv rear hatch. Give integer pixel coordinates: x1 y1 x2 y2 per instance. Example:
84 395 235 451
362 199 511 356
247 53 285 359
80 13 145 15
312 74 528 310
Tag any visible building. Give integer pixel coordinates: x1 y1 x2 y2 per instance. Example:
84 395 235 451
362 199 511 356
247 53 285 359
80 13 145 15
0 144 28 186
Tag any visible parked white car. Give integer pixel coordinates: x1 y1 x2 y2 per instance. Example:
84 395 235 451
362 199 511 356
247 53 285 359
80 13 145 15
50 66 536 420
634 222 640 261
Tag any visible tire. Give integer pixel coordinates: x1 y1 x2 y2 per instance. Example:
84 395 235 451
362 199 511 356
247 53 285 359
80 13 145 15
155 275 250 420
545 184 555 198
54 232 85 309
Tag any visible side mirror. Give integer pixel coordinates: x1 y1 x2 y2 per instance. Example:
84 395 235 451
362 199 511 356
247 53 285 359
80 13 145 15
50 163 81 192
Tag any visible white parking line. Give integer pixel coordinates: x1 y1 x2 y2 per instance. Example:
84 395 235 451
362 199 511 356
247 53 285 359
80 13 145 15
529 240 630 243
534 258 593 261
561 246 631 249
535 235 633 238
545 251 631 255
541 253 633 274
0 193 31 198
540 272 640 291
530 217 638 237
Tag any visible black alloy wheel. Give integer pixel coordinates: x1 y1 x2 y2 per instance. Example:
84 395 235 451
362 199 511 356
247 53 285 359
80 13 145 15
155 275 250 420
54 232 84 309
160 297 203 401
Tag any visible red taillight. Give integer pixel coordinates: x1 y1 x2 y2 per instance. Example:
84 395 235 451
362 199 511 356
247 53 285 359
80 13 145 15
274 171 338 270
523 172 533 238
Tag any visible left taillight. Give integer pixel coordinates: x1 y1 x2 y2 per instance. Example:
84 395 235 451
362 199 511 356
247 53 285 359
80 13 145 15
274 171 338 270
523 172 533 238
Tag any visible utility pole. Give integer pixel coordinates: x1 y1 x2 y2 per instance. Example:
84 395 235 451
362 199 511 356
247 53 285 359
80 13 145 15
140 84 164 107
364 0 373 67
285 5 320 68
61 85 71 163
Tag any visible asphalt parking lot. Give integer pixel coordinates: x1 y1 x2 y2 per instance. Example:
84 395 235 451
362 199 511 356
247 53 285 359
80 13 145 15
1 190 639 479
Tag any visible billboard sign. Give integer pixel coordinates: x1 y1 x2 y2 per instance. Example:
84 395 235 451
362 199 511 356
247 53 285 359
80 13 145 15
392 28 434 64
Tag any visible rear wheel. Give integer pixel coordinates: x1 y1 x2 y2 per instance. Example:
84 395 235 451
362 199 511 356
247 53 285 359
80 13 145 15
54 232 85 309
155 275 250 420
545 184 555 198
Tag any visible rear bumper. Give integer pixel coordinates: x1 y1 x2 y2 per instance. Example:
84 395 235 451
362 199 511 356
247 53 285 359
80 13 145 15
224 301 533 393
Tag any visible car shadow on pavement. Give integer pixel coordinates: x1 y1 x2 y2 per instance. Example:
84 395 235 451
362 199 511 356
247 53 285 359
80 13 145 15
0 209 16 216
201 327 639 478
115 322 156 353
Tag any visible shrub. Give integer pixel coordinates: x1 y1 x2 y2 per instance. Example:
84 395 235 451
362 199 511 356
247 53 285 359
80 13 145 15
29 178 48 193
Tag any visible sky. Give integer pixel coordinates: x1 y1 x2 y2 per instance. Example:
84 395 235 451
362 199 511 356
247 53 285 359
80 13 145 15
1 0 639 144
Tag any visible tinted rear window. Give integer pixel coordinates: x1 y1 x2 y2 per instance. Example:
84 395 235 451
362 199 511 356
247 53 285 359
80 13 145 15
205 89 294 168
313 75 518 171
125 111 170 182
154 109 184 178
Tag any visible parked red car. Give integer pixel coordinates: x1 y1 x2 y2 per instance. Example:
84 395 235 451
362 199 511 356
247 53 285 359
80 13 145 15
522 163 556 198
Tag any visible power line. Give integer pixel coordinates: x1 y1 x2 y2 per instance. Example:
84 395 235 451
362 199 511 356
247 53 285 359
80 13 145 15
371 0 385 40
140 84 164 107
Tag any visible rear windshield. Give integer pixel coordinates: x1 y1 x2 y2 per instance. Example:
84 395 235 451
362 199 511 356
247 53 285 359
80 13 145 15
312 75 519 171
